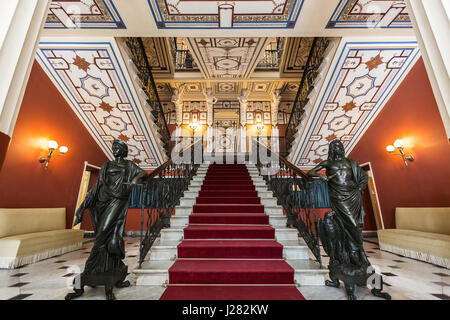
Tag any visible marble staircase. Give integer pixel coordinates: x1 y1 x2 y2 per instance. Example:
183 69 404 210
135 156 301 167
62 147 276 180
133 162 327 287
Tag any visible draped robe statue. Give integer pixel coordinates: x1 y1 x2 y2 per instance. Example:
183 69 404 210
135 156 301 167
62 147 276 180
65 140 147 300
308 140 391 300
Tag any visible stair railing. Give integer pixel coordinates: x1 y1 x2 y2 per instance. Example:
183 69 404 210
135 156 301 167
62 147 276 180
253 137 322 267
137 137 202 267
124 37 171 155
284 37 330 153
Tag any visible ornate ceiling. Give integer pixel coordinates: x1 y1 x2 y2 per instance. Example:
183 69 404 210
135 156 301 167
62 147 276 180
147 0 305 29
46 0 125 29
43 0 415 33
327 0 411 29
187 38 269 79
36 40 167 169
288 40 420 168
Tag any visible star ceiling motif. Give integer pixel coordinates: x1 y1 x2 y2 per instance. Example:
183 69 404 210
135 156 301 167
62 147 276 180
326 134 338 142
73 55 90 72
313 158 324 164
341 101 358 113
118 134 130 142
98 101 114 113
365 54 383 71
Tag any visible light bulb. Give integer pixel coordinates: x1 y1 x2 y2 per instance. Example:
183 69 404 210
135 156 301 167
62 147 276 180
48 140 58 150
394 139 404 148
59 146 68 154
386 145 395 153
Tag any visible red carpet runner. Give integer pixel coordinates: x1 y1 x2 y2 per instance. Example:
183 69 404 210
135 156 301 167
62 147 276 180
160 164 305 300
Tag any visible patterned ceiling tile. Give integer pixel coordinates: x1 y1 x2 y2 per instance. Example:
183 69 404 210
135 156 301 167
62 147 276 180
283 82 300 94
216 82 238 94
36 41 165 169
185 83 203 93
188 38 270 79
140 38 172 74
46 0 125 29
327 0 411 29
282 38 314 74
147 0 305 29
290 41 420 168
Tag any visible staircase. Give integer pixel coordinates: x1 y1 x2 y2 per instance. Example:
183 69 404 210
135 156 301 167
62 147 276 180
133 162 327 299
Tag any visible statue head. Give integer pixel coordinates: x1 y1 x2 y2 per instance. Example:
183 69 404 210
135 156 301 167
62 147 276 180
112 140 128 158
328 139 345 161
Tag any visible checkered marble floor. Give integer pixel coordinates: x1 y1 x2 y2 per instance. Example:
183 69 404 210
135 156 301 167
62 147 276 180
0 237 448 300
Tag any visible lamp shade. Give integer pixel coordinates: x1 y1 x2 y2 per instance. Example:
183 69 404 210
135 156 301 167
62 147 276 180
59 146 68 154
48 140 58 150
386 145 395 153
394 139 404 148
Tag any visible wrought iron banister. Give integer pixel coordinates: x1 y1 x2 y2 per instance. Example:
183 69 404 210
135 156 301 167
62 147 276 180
285 37 330 152
254 138 322 267
137 137 202 267
124 37 171 155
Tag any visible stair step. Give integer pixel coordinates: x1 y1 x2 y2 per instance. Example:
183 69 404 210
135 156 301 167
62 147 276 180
184 225 275 239
193 204 265 214
168 259 294 284
189 214 269 225
177 240 283 259
196 197 261 204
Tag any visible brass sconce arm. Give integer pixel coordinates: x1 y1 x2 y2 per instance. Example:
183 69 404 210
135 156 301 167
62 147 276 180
38 141 68 169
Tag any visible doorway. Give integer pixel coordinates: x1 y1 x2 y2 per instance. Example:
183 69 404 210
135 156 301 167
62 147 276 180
213 108 240 153
361 163 385 231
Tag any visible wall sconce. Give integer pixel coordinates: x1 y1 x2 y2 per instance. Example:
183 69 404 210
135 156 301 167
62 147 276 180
189 121 199 136
39 140 68 169
256 124 265 136
386 139 414 167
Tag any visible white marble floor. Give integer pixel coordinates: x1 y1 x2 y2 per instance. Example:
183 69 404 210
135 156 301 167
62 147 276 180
0 237 448 300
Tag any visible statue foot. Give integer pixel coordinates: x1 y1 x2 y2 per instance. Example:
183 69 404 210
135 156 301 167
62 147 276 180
65 289 84 300
371 289 392 300
106 291 116 300
325 279 340 288
116 280 130 288
347 293 357 300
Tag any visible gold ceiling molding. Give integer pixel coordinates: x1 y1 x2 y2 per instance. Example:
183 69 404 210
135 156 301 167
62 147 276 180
186 38 270 79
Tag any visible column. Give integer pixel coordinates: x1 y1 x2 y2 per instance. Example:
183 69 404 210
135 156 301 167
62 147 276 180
405 0 450 140
0 0 51 170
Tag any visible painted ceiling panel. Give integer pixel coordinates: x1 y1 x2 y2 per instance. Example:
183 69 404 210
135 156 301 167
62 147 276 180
147 0 305 29
327 0 411 29
290 41 420 168
36 41 164 169
46 0 125 29
187 38 270 79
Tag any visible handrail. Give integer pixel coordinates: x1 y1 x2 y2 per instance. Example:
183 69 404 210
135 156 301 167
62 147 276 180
285 37 318 137
124 37 171 155
137 137 202 267
253 136 322 267
144 137 201 182
284 38 330 151
255 138 311 181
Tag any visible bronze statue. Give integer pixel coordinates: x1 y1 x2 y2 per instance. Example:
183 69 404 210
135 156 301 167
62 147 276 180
65 140 148 300
308 140 391 300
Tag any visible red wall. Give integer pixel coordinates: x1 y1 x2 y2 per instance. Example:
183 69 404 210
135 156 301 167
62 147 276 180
0 62 108 229
349 58 450 229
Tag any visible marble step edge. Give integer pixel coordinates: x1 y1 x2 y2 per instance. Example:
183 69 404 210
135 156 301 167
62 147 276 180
170 215 288 228
160 227 300 242
148 240 310 262
134 259 327 286
180 198 277 207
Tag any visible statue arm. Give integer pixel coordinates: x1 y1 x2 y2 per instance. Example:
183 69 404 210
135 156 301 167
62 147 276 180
131 170 148 185
307 161 328 181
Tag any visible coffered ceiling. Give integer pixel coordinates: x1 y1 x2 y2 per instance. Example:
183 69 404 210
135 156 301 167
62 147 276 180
43 0 415 37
